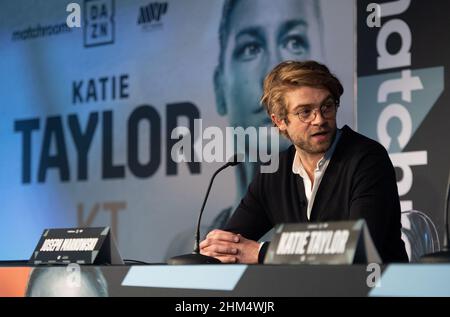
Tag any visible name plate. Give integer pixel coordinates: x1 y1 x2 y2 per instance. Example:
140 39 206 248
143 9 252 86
29 227 123 265
264 220 381 264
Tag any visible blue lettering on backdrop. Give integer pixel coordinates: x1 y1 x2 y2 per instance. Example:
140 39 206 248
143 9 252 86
14 74 202 183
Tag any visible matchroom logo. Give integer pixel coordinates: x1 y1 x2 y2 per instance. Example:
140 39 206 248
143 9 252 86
84 0 115 47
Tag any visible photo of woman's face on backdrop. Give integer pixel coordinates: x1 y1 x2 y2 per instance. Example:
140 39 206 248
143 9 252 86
215 0 324 145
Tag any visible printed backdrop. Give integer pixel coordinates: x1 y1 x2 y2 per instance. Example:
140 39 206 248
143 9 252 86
0 0 354 262
357 0 450 247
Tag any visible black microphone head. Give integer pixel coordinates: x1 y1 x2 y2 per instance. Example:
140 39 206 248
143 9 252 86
227 153 244 166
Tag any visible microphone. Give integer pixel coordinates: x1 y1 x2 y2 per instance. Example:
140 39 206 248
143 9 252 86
420 168 450 262
167 154 243 265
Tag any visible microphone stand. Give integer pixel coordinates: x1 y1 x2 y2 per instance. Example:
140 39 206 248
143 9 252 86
167 155 242 265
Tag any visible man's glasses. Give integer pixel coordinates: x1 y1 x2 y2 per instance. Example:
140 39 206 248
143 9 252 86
292 98 338 123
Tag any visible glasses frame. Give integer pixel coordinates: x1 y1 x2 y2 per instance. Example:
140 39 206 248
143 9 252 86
292 98 338 123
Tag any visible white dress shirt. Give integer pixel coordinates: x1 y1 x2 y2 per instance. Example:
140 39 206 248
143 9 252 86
292 129 342 220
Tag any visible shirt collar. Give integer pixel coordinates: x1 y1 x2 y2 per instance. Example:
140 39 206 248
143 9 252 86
292 128 342 175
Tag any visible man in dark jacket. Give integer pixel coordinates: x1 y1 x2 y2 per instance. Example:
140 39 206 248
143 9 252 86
200 60 408 263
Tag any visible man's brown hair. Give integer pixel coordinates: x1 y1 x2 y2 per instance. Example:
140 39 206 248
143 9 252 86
261 60 343 129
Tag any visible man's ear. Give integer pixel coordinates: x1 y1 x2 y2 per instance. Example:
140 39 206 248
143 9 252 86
271 113 287 132
214 68 227 116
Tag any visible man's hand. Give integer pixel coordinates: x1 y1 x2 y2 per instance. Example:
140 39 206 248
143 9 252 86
199 229 260 264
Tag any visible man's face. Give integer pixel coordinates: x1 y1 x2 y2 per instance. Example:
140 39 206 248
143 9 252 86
276 86 337 155
217 0 323 132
